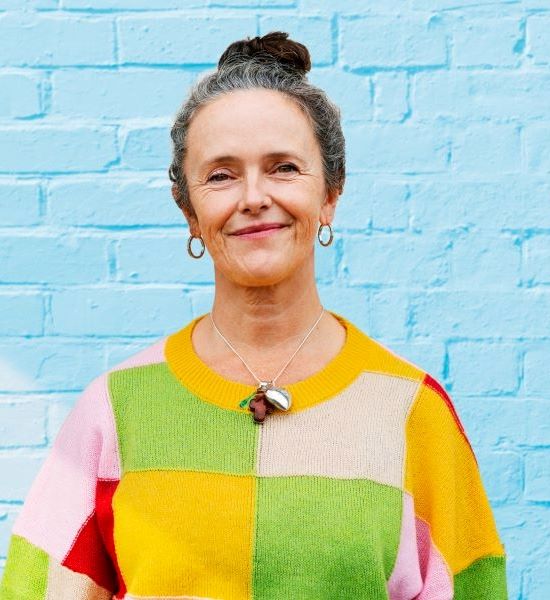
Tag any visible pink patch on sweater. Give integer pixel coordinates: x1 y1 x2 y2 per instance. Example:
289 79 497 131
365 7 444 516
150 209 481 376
387 491 453 599
13 373 120 562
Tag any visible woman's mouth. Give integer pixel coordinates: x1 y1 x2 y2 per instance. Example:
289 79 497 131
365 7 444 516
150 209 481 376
232 225 289 239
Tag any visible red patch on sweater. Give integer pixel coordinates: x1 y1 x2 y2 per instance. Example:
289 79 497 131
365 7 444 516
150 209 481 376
62 479 127 597
423 373 478 466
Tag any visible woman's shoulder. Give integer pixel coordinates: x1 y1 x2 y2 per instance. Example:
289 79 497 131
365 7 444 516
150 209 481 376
343 314 466 437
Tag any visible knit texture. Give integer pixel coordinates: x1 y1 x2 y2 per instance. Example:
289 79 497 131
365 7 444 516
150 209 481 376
0 311 508 599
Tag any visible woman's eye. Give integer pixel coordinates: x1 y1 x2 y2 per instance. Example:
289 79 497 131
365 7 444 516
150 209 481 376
207 163 297 183
277 163 298 173
207 172 229 183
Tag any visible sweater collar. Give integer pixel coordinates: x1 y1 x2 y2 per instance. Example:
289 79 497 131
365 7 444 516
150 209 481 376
164 310 369 414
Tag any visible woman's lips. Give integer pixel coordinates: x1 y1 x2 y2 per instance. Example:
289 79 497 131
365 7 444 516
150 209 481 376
232 225 288 239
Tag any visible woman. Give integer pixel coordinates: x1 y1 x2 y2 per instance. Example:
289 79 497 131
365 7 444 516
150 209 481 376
0 32 507 599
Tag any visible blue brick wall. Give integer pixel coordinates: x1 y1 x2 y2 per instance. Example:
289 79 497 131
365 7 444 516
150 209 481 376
0 1 548 598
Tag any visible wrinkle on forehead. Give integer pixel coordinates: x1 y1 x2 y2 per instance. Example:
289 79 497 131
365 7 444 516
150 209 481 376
184 89 320 178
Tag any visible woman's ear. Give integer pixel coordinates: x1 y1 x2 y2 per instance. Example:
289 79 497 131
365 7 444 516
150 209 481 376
172 184 200 236
320 186 340 224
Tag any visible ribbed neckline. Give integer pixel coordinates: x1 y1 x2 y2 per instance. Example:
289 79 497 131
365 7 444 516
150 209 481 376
164 310 372 414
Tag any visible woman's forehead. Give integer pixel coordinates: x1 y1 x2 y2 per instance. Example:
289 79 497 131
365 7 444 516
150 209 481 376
187 92 316 164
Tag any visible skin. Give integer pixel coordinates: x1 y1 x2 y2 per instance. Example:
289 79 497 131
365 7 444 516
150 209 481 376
172 88 346 386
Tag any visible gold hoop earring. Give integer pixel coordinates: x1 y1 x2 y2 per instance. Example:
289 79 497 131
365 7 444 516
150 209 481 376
187 234 205 259
317 223 333 247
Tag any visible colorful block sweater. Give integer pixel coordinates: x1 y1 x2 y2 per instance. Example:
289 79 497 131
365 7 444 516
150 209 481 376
0 310 508 600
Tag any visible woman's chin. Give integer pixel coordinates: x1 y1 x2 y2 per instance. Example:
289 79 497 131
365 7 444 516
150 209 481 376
231 263 293 287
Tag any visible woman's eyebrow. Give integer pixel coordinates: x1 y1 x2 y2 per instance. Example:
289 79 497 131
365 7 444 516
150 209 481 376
201 151 304 168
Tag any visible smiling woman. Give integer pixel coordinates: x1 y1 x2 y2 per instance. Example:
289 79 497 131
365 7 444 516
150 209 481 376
0 31 508 600
174 86 337 292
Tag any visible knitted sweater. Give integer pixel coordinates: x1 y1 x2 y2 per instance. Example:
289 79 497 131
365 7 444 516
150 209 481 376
0 310 508 600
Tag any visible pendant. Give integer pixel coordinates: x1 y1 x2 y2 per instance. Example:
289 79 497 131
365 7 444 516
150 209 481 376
244 381 292 424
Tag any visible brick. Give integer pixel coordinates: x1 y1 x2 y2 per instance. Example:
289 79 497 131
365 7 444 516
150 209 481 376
187 287 215 317
121 126 170 170
525 559 550 599
0 0 57 7
0 400 47 448
524 344 550 396
213 0 293 6
50 287 192 336
117 235 215 283
52 69 195 119
413 71 550 121
409 179 550 231
0 339 105 391
476 450 522 503
452 17 523 67
0 454 47 501
259 16 332 65
333 174 373 231
105 340 160 370
0 235 107 284
314 235 337 282
344 232 449 286
336 176 409 232
373 72 409 122
48 178 180 226
0 293 43 335
341 15 447 68
527 16 550 65
345 123 449 173
0 73 42 118
0 126 117 173
46 394 77 444
453 397 527 448
318 284 370 334
525 124 550 172
452 124 521 174
0 12 114 67
411 290 550 338
119 16 256 65
0 182 41 226
449 232 520 289
0 509 18 560
523 399 550 446
369 289 410 339
447 342 518 394
412 0 519 7
64 0 205 7
308 68 373 122
301 0 406 11
525 449 550 501
494 504 549 577
524 235 550 284
388 339 445 378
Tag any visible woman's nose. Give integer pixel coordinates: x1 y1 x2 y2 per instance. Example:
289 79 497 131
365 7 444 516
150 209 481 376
238 174 272 213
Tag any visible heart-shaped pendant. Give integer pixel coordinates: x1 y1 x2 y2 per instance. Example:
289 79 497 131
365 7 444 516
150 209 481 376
265 386 291 411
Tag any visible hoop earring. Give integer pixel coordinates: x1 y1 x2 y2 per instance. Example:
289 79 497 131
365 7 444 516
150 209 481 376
317 223 333 247
187 234 205 259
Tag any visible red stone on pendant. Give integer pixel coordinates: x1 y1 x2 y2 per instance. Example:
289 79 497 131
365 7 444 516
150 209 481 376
249 390 275 424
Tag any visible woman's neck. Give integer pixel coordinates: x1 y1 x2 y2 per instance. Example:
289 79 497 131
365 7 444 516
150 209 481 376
209 268 325 353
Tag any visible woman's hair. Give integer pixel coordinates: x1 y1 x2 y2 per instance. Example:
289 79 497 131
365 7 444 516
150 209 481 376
168 31 346 218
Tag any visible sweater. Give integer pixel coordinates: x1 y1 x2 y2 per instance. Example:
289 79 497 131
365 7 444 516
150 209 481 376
0 310 508 600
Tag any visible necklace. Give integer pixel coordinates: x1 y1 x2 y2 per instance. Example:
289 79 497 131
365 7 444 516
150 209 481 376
209 307 326 424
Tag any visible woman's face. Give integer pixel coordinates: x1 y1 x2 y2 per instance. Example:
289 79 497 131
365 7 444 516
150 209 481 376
176 88 339 287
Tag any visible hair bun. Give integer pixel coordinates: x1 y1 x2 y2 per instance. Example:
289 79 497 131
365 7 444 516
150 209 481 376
218 31 311 76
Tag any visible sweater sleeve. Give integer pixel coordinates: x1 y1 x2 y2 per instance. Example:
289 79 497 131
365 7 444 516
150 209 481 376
0 373 122 599
404 374 508 600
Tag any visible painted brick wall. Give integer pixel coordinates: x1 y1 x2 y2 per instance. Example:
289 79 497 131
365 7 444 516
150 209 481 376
1 1 549 598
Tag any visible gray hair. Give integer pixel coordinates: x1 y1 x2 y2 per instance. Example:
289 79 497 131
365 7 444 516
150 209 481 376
168 36 346 218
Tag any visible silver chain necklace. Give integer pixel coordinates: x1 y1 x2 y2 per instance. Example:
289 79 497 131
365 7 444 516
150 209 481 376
209 307 325 424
